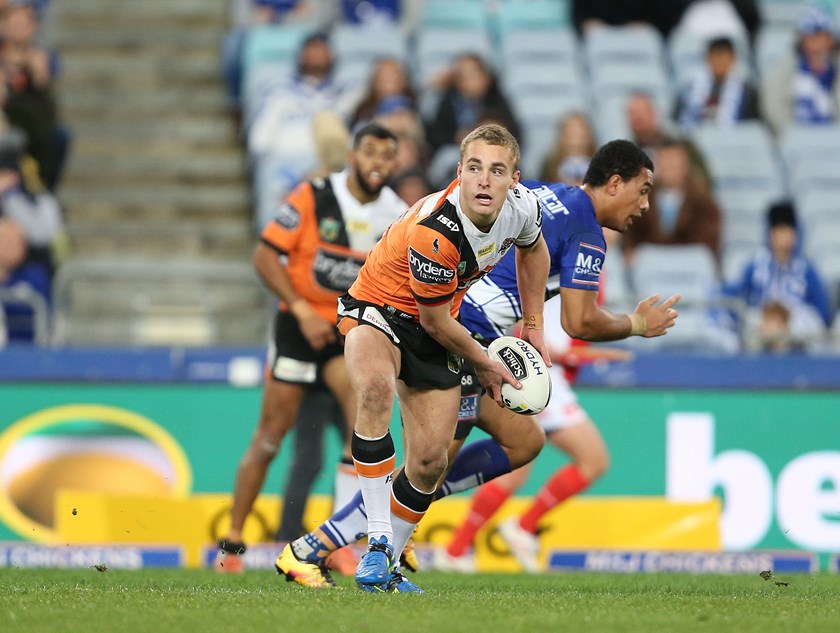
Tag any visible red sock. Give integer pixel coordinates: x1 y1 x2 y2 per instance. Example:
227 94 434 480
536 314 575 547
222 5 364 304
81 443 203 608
446 481 511 557
519 464 590 534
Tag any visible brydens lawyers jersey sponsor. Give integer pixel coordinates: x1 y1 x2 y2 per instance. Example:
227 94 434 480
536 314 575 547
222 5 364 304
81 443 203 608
347 178 543 319
260 170 406 323
462 180 606 341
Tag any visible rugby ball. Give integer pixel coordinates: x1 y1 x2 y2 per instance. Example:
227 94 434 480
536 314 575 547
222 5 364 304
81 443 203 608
486 336 551 415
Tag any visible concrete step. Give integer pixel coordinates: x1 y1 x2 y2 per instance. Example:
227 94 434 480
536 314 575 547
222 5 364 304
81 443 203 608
51 26 223 52
68 118 235 144
63 152 248 185
63 197 253 223
60 51 221 86
50 0 230 30
51 254 269 345
68 133 240 156
66 220 254 258
60 183 251 214
60 87 229 118
54 0 228 21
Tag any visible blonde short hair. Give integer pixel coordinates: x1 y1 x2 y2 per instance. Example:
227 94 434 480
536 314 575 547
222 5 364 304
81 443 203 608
459 124 520 171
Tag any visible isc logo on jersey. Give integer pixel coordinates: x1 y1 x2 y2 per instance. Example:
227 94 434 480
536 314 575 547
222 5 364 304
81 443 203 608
409 247 456 284
436 215 459 232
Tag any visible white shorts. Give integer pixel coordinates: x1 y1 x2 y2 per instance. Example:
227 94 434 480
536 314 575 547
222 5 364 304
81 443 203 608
538 364 589 432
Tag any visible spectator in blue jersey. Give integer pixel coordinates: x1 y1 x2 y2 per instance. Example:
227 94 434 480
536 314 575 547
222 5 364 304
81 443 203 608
731 200 832 352
248 32 362 224
220 0 325 112
675 36 761 132
275 139 683 586
763 5 840 134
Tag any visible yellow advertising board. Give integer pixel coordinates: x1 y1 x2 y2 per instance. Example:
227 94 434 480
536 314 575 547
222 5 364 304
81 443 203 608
55 491 719 570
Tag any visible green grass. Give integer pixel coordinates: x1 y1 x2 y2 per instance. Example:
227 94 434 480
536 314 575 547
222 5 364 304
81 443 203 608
1 568 839 633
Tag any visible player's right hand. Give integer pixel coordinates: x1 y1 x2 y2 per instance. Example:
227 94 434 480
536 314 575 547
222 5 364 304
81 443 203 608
476 358 521 408
634 294 681 337
293 307 337 350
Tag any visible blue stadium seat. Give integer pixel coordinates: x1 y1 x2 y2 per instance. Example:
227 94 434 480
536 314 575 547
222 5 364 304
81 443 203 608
499 27 579 71
788 158 840 194
420 0 488 29
584 24 665 69
242 24 314 73
513 92 589 177
798 187 840 227
758 0 805 28
755 24 796 82
589 62 673 123
413 26 494 86
628 244 738 353
496 0 571 35
778 124 840 172
331 23 408 65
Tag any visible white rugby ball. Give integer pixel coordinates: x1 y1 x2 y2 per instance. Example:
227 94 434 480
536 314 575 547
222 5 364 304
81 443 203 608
486 336 551 415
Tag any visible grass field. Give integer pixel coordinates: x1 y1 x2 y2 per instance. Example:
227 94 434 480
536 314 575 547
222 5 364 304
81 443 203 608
1 568 839 633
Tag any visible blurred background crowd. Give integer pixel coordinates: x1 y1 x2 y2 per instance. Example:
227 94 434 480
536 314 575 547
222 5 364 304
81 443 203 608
2 0 840 355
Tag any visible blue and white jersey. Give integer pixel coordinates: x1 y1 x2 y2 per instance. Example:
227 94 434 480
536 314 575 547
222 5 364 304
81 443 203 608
461 180 606 342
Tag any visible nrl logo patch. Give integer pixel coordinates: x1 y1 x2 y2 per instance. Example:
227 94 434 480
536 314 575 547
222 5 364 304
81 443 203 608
319 217 341 242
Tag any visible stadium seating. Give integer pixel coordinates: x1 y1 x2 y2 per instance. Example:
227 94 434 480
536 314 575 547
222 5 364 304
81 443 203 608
513 92 589 177
499 27 579 70
420 0 489 29
413 26 494 86
758 0 805 28
667 25 753 88
755 24 796 82
628 243 739 352
496 0 571 35
583 24 665 69
331 23 409 85
778 124 840 174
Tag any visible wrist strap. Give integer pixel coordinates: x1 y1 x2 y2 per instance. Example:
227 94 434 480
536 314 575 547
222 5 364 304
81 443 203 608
522 313 544 330
629 314 647 336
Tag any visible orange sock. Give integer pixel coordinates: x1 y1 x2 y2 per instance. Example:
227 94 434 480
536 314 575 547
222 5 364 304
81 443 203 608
519 464 589 534
446 481 511 557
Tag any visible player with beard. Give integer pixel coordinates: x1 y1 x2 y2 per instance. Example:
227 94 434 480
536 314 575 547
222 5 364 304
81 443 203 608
215 123 406 573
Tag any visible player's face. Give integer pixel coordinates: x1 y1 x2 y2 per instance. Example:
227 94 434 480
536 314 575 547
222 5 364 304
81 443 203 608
350 135 399 197
457 140 520 230
611 168 654 232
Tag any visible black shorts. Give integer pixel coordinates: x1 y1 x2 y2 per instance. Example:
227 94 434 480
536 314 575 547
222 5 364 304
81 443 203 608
454 360 484 440
268 310 344 385
337 294 463 390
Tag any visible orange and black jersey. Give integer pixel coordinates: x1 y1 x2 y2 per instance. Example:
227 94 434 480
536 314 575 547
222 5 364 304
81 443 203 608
348 179 543 320
260 172 405 323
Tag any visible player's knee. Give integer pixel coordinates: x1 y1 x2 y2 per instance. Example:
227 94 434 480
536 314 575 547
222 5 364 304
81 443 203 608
578 448 610 481
357 379 394 417
411 453 448 491
251 418 290 459
523 424 546 460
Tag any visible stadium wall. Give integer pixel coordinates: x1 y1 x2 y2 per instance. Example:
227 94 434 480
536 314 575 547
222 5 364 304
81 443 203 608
1 347 839 566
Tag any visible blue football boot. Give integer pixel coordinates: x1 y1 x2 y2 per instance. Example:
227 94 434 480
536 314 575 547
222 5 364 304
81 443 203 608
386 567 425 594
355 535 394 592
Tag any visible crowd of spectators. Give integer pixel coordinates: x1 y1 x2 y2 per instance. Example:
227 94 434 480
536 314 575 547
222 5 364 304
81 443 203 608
0 0 67 346
228 0 840 354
